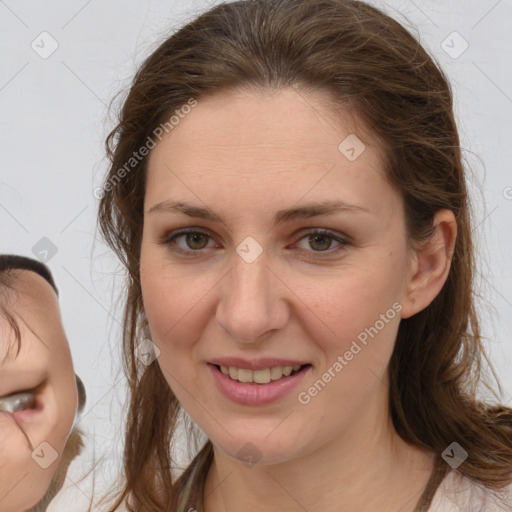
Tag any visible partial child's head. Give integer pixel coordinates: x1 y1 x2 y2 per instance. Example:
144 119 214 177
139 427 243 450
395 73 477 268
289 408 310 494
0 255 85 512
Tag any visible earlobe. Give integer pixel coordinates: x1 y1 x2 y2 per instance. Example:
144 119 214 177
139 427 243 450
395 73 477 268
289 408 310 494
401 209 457 319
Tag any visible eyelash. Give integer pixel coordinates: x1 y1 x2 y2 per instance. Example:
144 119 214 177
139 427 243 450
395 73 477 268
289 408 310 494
158 228 351 258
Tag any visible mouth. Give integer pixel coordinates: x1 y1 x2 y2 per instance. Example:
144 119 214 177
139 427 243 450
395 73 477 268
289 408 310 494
211 363 312 384
208 363 312 406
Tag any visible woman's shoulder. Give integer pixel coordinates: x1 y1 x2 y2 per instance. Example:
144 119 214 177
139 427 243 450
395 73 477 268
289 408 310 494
429 469 512 511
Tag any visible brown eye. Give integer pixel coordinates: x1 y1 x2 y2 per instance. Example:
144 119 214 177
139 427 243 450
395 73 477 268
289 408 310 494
160 229 215 254
307 233 334 251
294 229 349 255
183 232 210 250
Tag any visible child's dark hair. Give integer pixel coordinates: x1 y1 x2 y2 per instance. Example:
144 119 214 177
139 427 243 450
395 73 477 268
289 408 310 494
0 254 59 357
0 254 58 295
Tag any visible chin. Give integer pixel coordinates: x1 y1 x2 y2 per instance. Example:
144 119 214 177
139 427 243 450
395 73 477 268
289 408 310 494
211 434 302 468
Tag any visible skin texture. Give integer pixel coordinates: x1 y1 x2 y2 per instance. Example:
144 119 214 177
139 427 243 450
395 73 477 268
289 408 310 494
0 271 78 512
140 87 457 512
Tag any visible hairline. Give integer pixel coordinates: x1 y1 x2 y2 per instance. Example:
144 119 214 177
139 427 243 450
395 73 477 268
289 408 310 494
0 255 59 297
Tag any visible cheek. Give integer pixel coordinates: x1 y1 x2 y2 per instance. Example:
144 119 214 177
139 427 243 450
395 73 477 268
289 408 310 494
141 270 203 341
140 267 212 401
140 261 216 384
46 346 79 441
140 237 218 345
0 419 54 511
299 262 403 343
0 416 25 462
53 376 78 446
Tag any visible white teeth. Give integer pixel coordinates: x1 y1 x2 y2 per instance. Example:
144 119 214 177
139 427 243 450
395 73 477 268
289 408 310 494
237 369 253 383
282 366 293 377
219 364 303 384
254 369 270 384
270 367 283 380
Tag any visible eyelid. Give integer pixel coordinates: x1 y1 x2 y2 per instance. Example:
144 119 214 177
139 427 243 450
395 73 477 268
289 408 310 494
291 229 350 254
158 227 218 250
292 227 351 244
159 226 351 256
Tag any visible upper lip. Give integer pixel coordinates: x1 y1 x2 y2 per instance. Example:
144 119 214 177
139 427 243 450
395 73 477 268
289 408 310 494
209 358 310 371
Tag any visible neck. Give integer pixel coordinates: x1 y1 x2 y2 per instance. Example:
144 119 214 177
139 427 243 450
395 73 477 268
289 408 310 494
203 392 435 512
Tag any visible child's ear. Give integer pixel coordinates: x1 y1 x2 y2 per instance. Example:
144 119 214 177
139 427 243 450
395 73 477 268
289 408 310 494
75 374 86 414
400 209 457 319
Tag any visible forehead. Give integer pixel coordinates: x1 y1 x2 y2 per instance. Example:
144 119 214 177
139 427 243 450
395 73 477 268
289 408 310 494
0 271 61 344
0 270 72 391
1 270 58 307
145 87 397 220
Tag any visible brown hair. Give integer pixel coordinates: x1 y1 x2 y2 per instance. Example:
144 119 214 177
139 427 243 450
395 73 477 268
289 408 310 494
97 1 512 510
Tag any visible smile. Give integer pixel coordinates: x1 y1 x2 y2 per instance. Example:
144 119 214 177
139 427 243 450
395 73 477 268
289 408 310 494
217 364 307 384
208 363 312 406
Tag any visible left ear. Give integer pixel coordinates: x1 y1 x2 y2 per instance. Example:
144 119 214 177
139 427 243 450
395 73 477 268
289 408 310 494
400 209 457 319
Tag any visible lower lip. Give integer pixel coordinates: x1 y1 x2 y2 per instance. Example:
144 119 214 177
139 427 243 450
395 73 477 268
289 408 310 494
208 363 311 406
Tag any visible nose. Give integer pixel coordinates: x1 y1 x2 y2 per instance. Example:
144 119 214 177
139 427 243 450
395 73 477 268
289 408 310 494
215 252 289 344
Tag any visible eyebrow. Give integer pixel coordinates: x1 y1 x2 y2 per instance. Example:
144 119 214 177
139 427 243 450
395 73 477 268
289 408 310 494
147 199 370 227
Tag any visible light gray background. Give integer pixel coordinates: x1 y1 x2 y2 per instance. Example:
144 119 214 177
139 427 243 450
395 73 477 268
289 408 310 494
0 1 511 510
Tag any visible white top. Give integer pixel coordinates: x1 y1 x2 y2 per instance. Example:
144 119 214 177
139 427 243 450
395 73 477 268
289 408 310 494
429 470 512 511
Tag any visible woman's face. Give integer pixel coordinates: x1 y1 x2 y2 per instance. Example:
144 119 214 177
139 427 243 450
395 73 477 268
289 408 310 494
0 271 78 511
140 87 415 466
